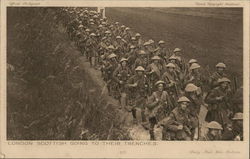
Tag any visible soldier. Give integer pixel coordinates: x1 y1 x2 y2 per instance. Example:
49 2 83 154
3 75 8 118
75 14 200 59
104 53 118 96
86 33 97 67
188 59 198 68
135 33 143 48
127 66 150 124
154 40 170 60
221 112 243 141
200 121 223 141
114 36 128 57
205 77 233 129
123 27 132 42
146 56 165 92
127 45 138 67
209 62 228 89
133 50 149 72
184 63 206 94
143 41 153 58
172 48 187 74
161 63 181 106
159 96 192 140
146 80 172 140
184 83 203 140
112 58 132 109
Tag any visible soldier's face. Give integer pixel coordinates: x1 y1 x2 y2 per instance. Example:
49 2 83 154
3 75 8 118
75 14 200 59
175 51 181 56
153 60 159 64
137 71 143 76
170 60 176 64
168 67 174 72
180 102 188 110
221 82 228 89
158 84 164 91
217 67 224 73
121 61 127 67
210 129 221 137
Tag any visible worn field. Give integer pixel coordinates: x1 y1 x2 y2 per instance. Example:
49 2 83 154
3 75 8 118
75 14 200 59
106 8 243 84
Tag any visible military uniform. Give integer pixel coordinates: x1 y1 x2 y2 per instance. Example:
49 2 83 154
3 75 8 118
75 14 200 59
161 107 192 140
205 84 233 127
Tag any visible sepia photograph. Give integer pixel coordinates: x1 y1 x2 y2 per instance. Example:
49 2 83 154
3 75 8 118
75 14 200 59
1 0 249 158
6 6 244 141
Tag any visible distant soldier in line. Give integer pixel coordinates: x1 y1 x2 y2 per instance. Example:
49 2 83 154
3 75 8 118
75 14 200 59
135 33 143 48
104 53 118 96
200 121 223 141
127 66 150 124
146 81 172 140
127 45 138 66
171 48 187 74
123 27 132 43
161 63 181 107
133 50 149 72
86 33 97 67
209 62 228 89
146 56 165 93
154 40 170 60
205 77 233 129
184 63 206 94
112 58 132 110
159 96 193 140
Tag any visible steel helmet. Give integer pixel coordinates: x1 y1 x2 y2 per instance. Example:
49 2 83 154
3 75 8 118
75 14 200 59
98 25 103 28
232 112 243 120
138 50 146 55
135 33 141 37
185 83 198 92
130 45 136 49
89 19 94 22
148 39 154 44
151 56 161 60
177 96 191 103
85 29 90 32
158 40 165 44
108 45 115 50
190 63 201 70
121 25 126 28
116 36 122 39
78 24 84 28
169 55 178 60
90 33 96 36
115 22 119 25
135 66 145 72
105 30 111 34
188 59 198 64
174 48 181 53
216 62 226 68
131 37 136 40
166 63 176 68
218 77 231 83
143 42 150 46
120 58 128 63
108 53 117 59
125 27 130 31
155 80 165 86
90 22 95 25
206 121 223 130
101 22 106 25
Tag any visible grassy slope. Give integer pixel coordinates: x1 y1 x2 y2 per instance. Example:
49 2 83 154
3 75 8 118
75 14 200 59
106 8 243 85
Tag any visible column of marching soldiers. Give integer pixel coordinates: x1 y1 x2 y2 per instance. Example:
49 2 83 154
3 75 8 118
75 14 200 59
57 8 243 141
